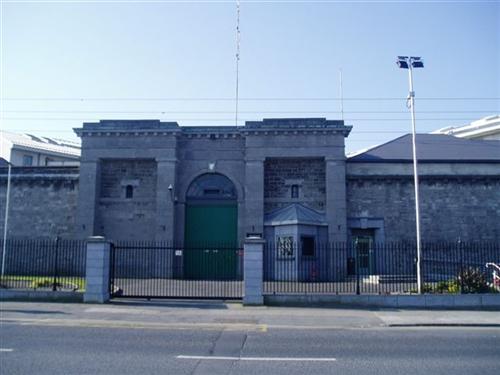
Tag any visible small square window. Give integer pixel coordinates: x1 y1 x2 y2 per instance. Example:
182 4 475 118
125 185 134 199
291 184 299 199
301 236 315 257
23 155 33 166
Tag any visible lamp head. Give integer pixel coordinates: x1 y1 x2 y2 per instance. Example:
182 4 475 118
411 57 424 68
397 56 409 69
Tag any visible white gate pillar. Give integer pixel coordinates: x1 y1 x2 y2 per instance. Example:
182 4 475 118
243 236 265 305
84 236 112 303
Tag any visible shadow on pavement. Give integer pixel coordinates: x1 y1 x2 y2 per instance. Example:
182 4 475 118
0 309 69 315
110 298 231 310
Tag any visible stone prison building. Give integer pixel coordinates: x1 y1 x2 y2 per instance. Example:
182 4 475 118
0 118 499 279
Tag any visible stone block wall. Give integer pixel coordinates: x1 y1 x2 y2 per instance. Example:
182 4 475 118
96 159 157 241
264 158 326 213
0 167 79 238
347 176 500 242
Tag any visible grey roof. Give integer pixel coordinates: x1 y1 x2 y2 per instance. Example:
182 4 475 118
1 131 81 158
348 134 500 162
264 203 327 226
0 158 9 167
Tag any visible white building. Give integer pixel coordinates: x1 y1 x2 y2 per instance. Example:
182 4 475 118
0 131 80 166
432 115 500 140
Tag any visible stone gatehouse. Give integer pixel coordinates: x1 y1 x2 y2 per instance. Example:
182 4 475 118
75 118 351 245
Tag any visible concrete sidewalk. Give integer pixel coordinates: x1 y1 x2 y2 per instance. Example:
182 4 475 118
1 300 500 331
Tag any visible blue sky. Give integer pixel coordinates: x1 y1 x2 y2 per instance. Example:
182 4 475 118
1 0 499 153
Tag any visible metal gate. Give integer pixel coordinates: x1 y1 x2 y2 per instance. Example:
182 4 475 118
109 242 244 299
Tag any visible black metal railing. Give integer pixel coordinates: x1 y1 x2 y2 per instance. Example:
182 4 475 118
263 241 500 295
0 238 86 292
110 241 244 299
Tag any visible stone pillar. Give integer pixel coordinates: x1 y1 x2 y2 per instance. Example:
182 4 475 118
243 237 265 305
244 159 265 237
325 158 347 242
156 159 177 242
325 158 348 281
84 236 111 304
75 160 100 238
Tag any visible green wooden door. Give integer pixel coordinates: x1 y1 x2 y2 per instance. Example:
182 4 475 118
184 204 238 279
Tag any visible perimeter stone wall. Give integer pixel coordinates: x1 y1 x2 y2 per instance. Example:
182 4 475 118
0 167 79 238
346 175 500 242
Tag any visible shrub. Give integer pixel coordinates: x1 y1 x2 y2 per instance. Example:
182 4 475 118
458 267 490 294
422 284 434 293
434 280 459 294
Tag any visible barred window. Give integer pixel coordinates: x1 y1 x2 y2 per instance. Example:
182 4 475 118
277 236 294 258
125 185 134 199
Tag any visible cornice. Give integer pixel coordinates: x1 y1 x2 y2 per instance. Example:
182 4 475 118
74 118 353 138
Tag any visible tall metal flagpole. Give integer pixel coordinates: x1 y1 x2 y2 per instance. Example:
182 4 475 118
407 63 423 294
235 0 241 126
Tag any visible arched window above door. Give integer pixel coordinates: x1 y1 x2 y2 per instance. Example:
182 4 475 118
186 173 237 201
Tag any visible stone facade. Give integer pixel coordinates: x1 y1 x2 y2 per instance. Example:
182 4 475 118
1 119 499 246
96 159 158 241
264 158 326 213
71 118 350 243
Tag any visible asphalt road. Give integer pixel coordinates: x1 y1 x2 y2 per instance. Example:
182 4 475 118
1 322 499 375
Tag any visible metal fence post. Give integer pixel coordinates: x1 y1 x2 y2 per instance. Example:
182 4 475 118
355 239 360 295
458 239 464 294
52 237 60 291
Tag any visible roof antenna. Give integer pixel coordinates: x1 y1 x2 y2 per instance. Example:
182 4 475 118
339 68 344 121
235 0 241 126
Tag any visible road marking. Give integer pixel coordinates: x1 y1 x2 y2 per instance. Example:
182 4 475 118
0 318 267 332
0 349 14 352
176 355 336 362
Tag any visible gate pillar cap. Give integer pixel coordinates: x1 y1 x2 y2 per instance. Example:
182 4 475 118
245 236 266 244
87 236 109 243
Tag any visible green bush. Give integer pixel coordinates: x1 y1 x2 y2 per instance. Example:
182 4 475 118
422 284 434 293
433 279 459 294
458 267 490 294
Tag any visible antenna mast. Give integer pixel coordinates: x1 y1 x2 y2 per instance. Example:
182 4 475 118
235 0 241 126
339 69 344 121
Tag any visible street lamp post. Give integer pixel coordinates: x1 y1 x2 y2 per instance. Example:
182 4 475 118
1 161 12 279
397 56 424 294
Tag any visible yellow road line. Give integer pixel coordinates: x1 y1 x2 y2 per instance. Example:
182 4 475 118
1 318 267 332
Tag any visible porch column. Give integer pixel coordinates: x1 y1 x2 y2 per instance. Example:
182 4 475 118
244 159 265 237
243 236 265 305
84 236 111 304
